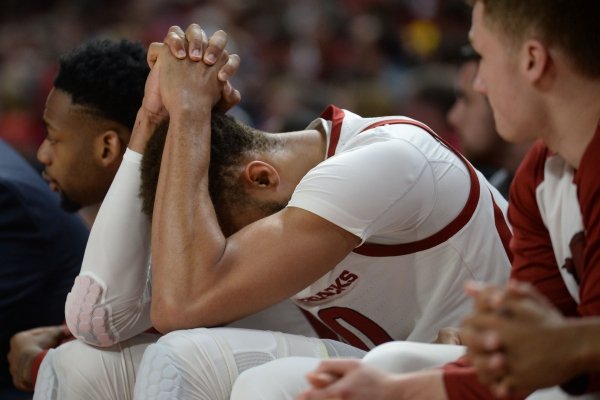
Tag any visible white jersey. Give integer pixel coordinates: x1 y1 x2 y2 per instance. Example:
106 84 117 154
288 106 512 345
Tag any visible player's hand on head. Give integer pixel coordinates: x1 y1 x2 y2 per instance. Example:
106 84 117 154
200 28 242 112
215 53 241 113
147 26 190 69
148 24 241 113
157 40 230 113
141 58 167 120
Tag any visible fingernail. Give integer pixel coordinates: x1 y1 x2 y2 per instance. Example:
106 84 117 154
177 49 186 58
205 53 216 63
192 49 201 58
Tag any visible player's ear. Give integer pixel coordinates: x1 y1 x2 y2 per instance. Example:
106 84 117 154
244 161 280 189
522 39 550 84
95 129 123 168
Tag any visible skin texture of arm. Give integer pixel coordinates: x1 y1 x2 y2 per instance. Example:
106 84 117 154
150 28 359 332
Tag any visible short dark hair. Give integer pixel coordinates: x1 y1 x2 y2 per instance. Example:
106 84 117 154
468 0 600 77
54 39 149 130
140 113 280 227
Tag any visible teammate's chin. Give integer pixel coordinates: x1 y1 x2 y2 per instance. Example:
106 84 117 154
59 192 82 213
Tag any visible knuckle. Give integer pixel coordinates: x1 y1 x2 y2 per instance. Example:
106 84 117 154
168 25 183 34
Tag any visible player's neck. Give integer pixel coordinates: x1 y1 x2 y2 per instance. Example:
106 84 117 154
544 78 600 169
278 129 327 184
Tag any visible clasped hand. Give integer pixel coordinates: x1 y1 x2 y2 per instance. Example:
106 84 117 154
144 24 241 117
461 280 569 397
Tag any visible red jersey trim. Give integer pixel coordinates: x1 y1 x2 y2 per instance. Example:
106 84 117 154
320 105 346 158
491 190 513 263
321 105 483 257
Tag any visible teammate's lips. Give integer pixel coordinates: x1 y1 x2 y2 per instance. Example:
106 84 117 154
42 170 60 192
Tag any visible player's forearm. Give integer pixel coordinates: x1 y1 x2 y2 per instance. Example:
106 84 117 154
568 318 600 374
129 106 165 154
556 317 600 394
151 107 227 332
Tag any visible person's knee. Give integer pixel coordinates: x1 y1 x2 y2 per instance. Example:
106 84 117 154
363 341 464 373
134 329 234 400
133 341 184 400
51 340 110 389
230 366 268 400
231 357 320 400
35 339 130 400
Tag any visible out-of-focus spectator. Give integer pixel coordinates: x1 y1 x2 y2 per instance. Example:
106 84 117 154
447 45 531 198
0 0 472 163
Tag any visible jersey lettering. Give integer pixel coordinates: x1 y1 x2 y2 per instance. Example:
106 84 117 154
297 270 358 303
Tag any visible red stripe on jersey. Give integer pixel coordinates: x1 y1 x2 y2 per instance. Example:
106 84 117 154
491 190 513 263
321 105 346 158
348 117 482 257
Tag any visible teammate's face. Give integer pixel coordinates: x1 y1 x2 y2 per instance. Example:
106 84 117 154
469 2 534 143
447 61 499 161
37 88 113 211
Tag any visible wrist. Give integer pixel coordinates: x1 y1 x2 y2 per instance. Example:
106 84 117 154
129 107 167 154
392 370 447 400
168 106 212 136
570 318 600 375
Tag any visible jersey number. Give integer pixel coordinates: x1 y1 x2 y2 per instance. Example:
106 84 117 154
317 307 393 350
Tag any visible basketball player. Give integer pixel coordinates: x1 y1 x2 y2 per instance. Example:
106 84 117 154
29 32 315 400
120 25 512 400
242 0 600 399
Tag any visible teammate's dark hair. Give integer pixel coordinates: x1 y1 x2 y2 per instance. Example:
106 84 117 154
54 39 149 130
468 0 600 77
140 113 281 229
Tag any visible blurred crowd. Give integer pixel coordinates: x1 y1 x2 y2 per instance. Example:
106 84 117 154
0 0 471 164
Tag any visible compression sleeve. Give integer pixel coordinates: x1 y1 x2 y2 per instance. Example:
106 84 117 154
65 149 152 346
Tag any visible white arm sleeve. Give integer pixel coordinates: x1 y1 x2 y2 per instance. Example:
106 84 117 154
65 149 152 346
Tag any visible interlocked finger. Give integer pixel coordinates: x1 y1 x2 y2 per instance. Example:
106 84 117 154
185 23 208 61
165 26 187 59
204 29 228 65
